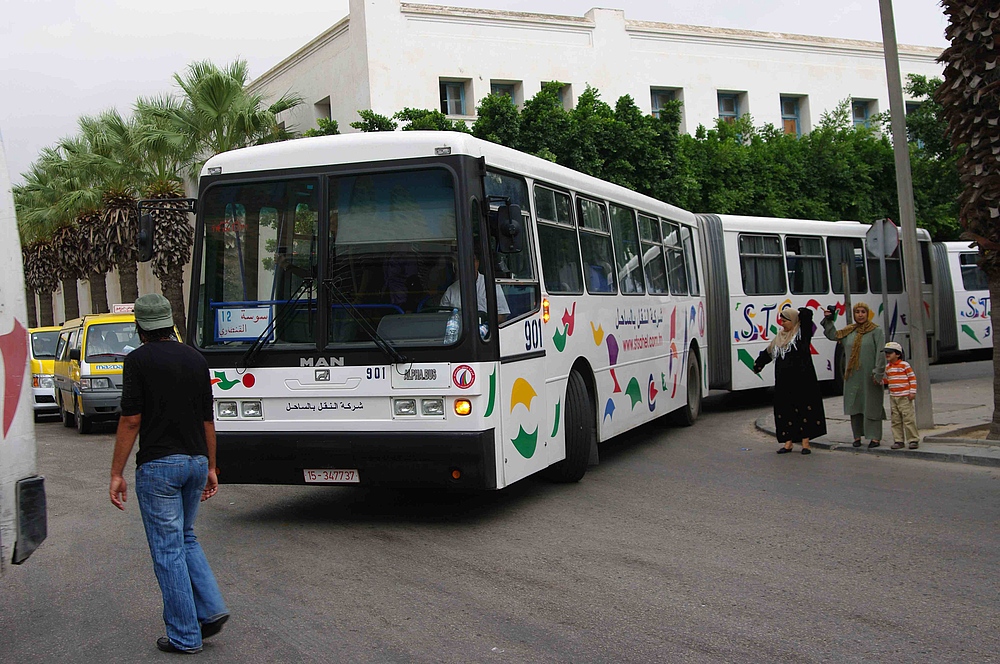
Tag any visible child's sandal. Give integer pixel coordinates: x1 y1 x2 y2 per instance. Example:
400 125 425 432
891 442 904 449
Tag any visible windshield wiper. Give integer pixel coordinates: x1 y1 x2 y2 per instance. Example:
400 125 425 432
238 277 316 371
323 277 408 366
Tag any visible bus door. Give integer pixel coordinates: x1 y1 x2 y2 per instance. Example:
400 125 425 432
490 213 551 487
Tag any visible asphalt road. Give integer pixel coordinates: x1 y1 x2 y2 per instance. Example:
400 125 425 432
2 362 998 663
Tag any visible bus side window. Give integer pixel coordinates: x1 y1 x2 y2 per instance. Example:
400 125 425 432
828 237 867 294
535 185 582 294
960 252 989 291
662 220 689 295
578 198 615 294
609 204 645 294
738 234 785 295
638 213 668 294
786 235 829 295
680 225 700 296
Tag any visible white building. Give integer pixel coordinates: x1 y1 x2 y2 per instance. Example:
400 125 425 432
249 0 943 137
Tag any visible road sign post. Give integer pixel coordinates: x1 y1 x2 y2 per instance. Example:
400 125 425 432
866 218 899 338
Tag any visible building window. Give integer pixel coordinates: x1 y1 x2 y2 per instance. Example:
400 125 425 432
718 93 740 124
852 99 872 128
780 96 801 136
490 81 517 100
440 80 467 116
651 88 676 119
558 83 573 110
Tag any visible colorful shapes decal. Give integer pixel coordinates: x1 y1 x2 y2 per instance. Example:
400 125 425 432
211 371 241 390
961 324 980 343
610 368 622 393
550 399 562 437
607 334 619 365
511 426 539 459
484 368 496 417
509 377 537 413
647 374 658 413
562 303 576 336
0 319 28 437
591 322 604 346
625 377 642 410
737 348 762 379
552 303 577 353
603 398 616 422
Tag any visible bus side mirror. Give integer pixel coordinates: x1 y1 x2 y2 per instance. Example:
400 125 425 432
69 348 80 362
138 213 155 262
495 204 523 254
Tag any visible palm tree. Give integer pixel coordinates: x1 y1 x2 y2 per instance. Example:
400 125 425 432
144 59 303 177
70 110 145 304
16 149 83 320
135 60 302 327
20 241 59 327
133 95 196 329
935 1 1000 438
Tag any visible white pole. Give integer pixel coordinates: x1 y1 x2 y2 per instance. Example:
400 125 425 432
878 0 933 428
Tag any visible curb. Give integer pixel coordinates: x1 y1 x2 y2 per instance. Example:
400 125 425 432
753 417 1000 468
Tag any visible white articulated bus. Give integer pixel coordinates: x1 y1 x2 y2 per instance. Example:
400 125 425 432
0 130 47 568
931 241 991 355
697 214 934 393
158 132 706 489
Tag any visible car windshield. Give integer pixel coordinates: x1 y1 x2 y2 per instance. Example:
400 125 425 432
85 323 139 361
31 331 59 359
195 168 463 349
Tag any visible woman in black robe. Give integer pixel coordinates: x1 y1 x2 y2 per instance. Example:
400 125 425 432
753 306 827 454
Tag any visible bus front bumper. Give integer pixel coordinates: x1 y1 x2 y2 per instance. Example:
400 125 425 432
216 430 498 489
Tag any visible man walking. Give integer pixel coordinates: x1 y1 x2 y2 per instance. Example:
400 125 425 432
110 294 229 654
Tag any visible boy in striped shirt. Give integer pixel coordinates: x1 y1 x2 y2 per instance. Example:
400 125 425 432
883 341 919 449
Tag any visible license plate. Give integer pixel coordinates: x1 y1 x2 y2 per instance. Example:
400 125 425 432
303 469 360 484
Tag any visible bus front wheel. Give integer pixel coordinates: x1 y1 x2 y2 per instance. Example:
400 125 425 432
671 351 702 427
543 371 593 483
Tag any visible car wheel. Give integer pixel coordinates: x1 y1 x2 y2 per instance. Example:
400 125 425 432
76 395 92 435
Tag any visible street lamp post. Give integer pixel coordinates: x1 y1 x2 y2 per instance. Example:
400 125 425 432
878 0 934 428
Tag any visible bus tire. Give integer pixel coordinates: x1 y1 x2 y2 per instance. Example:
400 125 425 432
60 395 75 428
543 371 593 483
76 395 92 435
671 351 702 427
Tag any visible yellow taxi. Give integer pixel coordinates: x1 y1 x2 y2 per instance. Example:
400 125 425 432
29 325 62 422
53 312 142 434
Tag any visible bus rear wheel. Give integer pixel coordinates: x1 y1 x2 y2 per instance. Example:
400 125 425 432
543 371 593 483
671 351 702 426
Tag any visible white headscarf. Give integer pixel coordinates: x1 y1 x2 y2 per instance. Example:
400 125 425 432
767 307 800 360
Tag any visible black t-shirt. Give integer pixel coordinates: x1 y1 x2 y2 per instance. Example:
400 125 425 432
120 340 214 466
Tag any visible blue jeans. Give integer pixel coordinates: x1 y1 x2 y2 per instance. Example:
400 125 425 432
136 454 228 651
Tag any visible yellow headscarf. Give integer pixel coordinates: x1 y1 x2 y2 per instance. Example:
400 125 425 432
835 302 878 378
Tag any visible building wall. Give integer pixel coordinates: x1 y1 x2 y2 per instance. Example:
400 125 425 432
250 0 943 136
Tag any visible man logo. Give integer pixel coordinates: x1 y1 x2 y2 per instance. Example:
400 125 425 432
453 365 475 389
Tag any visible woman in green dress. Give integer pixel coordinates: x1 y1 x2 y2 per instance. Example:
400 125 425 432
821 302 886 448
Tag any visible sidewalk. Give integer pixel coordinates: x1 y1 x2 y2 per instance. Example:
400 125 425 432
754 360 1000 467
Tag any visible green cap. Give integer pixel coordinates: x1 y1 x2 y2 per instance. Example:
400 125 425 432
133 293 173 331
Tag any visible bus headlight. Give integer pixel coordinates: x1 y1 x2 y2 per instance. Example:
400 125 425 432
393 399 417 416
241 401 263 418
421 398 444 416
454 399 472 416
217 401 238 418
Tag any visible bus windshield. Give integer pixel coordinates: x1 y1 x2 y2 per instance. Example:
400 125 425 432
195 168 462 349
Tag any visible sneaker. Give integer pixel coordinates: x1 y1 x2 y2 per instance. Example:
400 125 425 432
891 442 904 449
908 441 919 450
